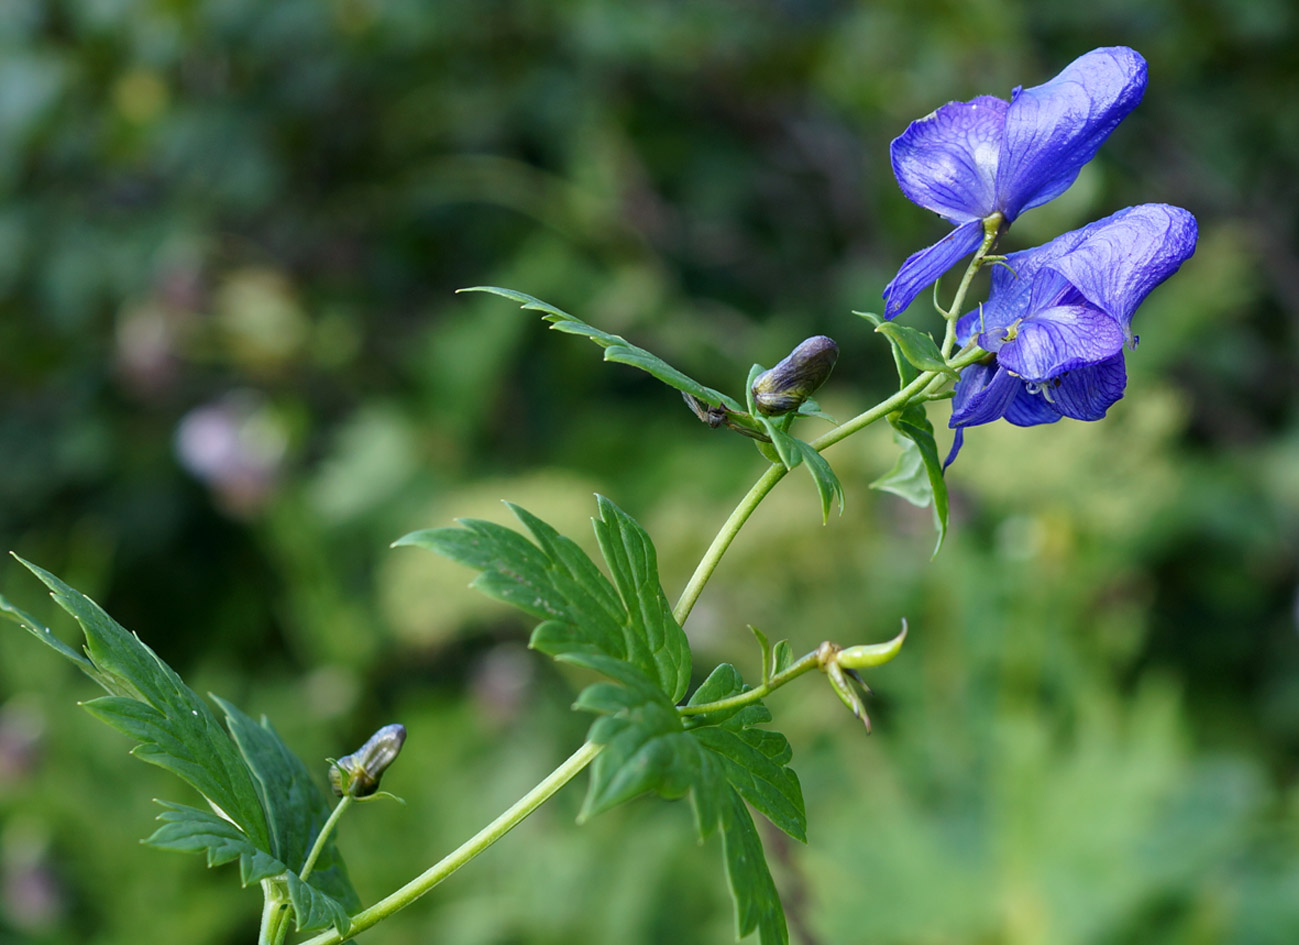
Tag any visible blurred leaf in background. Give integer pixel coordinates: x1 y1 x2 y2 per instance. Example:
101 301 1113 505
2 0 1298 943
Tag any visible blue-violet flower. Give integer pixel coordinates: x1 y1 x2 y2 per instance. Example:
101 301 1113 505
945 203 1197 460
883 46 1148 319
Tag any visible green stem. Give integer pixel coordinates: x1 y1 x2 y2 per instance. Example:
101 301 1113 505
674 347 988 628
294 256 994 942
296 740 602 945
678 648 821 717
300 794 354 884
940 214 1003 358
672 462 788 626
259 884 291 945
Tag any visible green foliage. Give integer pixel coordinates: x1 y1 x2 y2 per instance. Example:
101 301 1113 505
872 322 957 378
0 3 1295 943
397 495 691 702
0 557 357 935
871 405 950 555
460 286 745 414
397 498 805 945
855 312 951 553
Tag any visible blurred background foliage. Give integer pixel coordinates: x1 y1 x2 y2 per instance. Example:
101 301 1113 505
0 0 1296 942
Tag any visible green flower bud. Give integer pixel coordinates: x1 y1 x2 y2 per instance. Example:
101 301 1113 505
751 335 839 416
330 723 407 798
835 620 907 670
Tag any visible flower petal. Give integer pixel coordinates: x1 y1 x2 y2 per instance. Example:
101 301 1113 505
1046 353 1128 420
949 361 1022 428
882 218 986 319
988 303 1125 381
995 47 1147 220
890 95 1008 221
1045 203 1198 332
1004 387 1064 426
957 202 1195 344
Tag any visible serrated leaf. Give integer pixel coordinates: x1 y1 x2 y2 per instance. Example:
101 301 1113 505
873 322 957 377
395 496 691 701
0 592 101 678
146 802 282 879
692 726 805 843
590 496 692 702
145 804 354 934
212 697 358 911
284 873 354 934
2 559 358 932
460 286 744 413
869 405 950 556
580 692 704 819
684 662 749 727
720 788 788 945
576 662 804 945
6 558 270 851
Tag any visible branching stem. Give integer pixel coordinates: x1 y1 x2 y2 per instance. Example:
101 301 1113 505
307 252 992 940
678 648 822 717
296 740 602 945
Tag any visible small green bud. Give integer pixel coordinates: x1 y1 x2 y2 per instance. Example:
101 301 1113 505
835 620 907 670
751 335 839 416
330 723 407 797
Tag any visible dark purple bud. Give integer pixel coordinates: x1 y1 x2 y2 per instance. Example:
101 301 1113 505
751 335 839 416
330 723 406 797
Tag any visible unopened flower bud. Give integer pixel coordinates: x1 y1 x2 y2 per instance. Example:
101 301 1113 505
751 336 839 416
835 621 907 670
330 723 406 798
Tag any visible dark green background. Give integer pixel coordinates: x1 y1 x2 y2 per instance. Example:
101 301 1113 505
1 1 1296 943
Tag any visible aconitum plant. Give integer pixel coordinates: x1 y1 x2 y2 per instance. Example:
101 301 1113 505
0 47 1195 945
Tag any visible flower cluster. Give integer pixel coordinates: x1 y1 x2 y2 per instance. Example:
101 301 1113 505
881 47 1197 459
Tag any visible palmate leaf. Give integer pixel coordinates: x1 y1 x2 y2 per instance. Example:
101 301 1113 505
395 494 691 702
147 804 353 934
459 285 745 413
578 662 805 945
399 499 801 944
213 697 358 915
0 557 356 934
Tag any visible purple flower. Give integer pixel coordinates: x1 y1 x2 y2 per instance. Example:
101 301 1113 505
883 47 1148 319
946 203 1198 455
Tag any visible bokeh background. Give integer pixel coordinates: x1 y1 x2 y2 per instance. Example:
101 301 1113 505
1 1 1297 943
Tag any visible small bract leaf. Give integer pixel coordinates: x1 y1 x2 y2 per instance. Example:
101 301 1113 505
874 322 957 377
869 404 950 556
